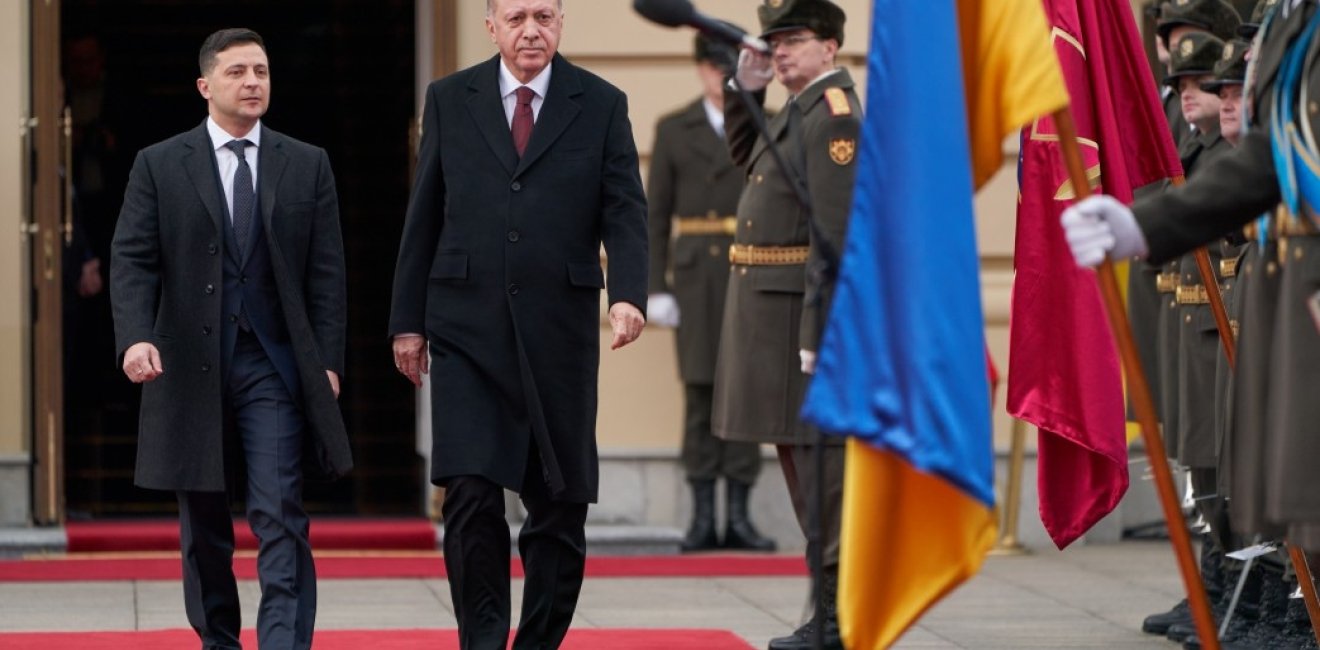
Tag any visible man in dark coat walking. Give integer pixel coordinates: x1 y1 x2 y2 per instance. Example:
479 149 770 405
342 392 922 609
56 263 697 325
111 28 350 650
388 0 648 648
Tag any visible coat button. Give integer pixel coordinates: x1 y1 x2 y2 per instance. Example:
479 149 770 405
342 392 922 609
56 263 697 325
508 283 520 295
202 325 212 335
205 284 215 294
507 230 520 242
240 275 248 284
201 364 211 372
230 314 239 323
208 244 218 255
511 181 522 192
709 245 720 257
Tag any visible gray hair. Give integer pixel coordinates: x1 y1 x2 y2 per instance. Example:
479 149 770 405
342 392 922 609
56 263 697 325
486 0 563 16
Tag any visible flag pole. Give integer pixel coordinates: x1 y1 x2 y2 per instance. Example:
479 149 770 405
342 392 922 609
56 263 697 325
1189 247 1236 369
991 418 1029 555
1052 107 1221 650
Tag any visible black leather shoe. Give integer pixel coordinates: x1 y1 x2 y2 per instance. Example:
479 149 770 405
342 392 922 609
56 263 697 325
1144 599 1192 634
766 615 842 650
723 480 776 551
681 479 720 552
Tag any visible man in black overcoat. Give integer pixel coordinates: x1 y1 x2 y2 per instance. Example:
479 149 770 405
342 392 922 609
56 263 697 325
388 0 648 648
110 28 350 650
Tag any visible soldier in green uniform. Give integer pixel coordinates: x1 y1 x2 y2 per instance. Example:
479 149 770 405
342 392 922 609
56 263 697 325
712 1 858 648
1063 0 1320 646
647 32 775 553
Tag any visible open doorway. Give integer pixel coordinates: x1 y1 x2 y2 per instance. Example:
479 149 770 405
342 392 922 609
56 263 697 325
59 0 421 518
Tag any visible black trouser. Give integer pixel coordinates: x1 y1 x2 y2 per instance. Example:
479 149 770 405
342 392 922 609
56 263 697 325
442 445 589 650
776 441 845 571
179 329 315 650
682 383 761 484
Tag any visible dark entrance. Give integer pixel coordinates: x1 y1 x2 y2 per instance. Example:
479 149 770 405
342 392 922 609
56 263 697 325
60 0 421 517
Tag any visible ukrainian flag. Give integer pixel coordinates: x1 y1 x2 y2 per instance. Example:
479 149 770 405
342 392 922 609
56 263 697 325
800 1 1067 647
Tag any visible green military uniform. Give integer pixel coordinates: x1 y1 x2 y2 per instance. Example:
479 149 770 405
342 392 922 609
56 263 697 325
711 1 855 648
1166 33 1233 474
647 33 773 553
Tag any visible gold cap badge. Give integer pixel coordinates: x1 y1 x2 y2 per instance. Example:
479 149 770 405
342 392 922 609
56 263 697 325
1180 38 1194 57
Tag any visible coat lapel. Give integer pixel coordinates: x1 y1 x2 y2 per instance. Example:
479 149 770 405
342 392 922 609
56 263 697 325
514 54 582 178
256 126 289 263
466 56 519 177
182 121 225 238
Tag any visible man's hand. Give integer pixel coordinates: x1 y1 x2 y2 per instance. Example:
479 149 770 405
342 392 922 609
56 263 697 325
326 370 340 399
609 302 645 350
123 342 163 384
646 293 680 328
79 258 103 297
393 334 428 387
800 349 817 375
735 48 774 92
1060 194 1149 268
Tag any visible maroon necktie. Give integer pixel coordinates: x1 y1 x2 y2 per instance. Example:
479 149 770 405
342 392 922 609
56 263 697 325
512 86 535 156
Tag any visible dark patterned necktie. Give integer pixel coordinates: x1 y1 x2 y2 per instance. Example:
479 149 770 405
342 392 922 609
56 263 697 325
512 86 535 156
225 139 254 251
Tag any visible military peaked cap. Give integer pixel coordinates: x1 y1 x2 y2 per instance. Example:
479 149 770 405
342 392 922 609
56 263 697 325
1157 0 1242 41
758 0 846 47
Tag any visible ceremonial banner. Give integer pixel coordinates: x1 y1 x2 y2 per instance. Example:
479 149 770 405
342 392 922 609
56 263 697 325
1010 0 1184 549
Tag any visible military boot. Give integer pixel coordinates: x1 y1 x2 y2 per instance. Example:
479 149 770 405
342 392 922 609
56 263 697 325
767 568 843 650
681 479 719 552
1181 559 1263 649
723 480 776 551
1169 537 1228 642
1278 587 1320 649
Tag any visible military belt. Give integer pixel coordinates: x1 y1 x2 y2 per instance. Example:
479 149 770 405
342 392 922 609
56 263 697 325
729 244 810 266
1156 272 1180 294
1220 255 1241 278
674 215 737 237
1176 284 1210 305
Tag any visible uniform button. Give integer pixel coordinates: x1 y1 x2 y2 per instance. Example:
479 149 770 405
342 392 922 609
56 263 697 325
230 314 239 323
739 267 748 276
202 325 212 335
1297 247 1305 260
207 244 218 255
709 245 720 257
707 209 718 219
1184 314 1192 324
508 230 520 242
508 283 520 295
240 275 248 284
205 284 215 294
745 219 752 228
755 174 764 184
201 364 211 372
511 181 522 192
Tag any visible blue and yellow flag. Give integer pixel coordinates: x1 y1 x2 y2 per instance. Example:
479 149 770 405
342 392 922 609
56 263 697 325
800 0 1067 647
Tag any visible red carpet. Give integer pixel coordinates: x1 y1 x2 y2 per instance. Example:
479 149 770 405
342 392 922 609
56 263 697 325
0 628 756 649
0 553 807 582
65 518 436 552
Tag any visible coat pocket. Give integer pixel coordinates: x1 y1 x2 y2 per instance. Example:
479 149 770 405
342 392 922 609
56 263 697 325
751 265 805 294
429 253 469 281
567 261 605 289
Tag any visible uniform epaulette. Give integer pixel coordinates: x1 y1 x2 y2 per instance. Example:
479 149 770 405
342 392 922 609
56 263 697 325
824 87 851 117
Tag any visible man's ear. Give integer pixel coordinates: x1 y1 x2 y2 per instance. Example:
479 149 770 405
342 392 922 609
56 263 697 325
197 77 211 100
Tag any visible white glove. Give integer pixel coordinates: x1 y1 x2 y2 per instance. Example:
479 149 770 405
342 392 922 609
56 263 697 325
647 293 680 328
1060 194 1149 268
735 48 774 92
800 349 817 375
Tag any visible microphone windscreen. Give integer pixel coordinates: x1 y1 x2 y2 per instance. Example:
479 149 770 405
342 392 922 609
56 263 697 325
632 0 696 28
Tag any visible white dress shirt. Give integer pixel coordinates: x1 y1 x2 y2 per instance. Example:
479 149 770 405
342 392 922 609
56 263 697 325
702 97 724 137
206 117 261 224
498 59 552 127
